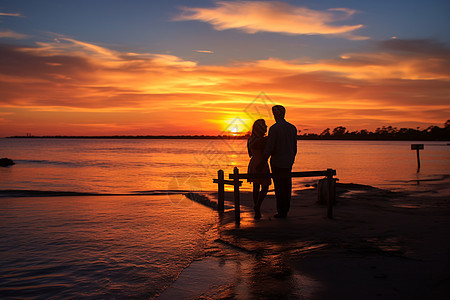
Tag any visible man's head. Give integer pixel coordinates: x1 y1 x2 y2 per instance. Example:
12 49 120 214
272 105 286 121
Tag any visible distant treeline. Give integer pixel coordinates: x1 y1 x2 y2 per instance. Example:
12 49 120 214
7 120 450 141
297 120 450 141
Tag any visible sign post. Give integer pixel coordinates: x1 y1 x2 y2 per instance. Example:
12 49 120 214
411 144 424 172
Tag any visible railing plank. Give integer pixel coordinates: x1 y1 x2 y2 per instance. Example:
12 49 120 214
213 179 242 186
229 169 336 180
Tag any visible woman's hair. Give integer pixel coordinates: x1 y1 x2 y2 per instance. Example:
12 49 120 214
251 119 267 138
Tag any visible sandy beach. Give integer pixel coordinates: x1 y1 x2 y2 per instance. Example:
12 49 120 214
160 182 450 299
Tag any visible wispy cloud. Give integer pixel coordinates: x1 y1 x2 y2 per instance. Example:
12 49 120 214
0 37 448 135
175 1 368 40
195 50 214 54
0 11 27 39
0 30 28 39
0 12 22 17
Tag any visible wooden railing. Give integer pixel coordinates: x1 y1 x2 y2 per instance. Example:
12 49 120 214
213 167 337 224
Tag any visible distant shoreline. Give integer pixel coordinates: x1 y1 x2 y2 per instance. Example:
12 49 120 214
4 135 449 141
6 135 246 140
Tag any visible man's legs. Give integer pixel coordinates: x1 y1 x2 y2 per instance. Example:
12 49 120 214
271 165 292 217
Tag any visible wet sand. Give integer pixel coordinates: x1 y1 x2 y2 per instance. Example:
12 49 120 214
160 183 450 299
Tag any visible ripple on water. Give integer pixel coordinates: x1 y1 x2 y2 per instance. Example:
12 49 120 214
0 195 217 298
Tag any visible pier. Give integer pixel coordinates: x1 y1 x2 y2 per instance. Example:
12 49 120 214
213 167 337 225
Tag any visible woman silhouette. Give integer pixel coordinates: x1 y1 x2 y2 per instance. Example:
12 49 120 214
247 119 271 219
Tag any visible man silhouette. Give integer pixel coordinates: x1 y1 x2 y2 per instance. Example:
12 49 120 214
264 105 297 218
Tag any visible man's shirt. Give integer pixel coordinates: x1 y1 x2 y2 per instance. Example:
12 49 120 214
265 118 298 168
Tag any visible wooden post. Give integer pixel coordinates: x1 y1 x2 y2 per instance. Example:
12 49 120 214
411 144 424 172
217 170 225 212
416 150 420 172
233 167 241 225
326 168 334 219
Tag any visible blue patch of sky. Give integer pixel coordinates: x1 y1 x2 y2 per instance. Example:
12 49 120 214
1 0 449 65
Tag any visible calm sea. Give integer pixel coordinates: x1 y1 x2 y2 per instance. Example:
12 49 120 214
0 138 449 298
0 138 448 193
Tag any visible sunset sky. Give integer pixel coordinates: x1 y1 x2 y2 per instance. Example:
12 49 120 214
0 0 449 136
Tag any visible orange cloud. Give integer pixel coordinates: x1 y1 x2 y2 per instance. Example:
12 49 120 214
195 50 214 54
0 13 26 39
0 38 448 136
175 1 368 40
0 12 22 17
0 30 28 39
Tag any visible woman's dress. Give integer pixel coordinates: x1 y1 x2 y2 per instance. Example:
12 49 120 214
247 136 271 186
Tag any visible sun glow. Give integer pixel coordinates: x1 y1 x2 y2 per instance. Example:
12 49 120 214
219 115 256 136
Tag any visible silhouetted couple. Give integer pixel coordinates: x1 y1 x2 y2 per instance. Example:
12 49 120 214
247 105 297 219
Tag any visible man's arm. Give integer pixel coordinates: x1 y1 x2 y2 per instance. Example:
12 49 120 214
264 126 276 161
292 125 297 156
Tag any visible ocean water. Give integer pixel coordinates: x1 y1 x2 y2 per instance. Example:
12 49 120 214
0 195 216 298
0 138 449 298
0 138 449 194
